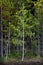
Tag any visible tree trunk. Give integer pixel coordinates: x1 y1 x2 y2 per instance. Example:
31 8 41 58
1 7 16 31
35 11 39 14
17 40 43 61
1 6 3 58
37 34 40 56
8 23 10 55
40 18 43 56
5 44 8 61
22 22 24 61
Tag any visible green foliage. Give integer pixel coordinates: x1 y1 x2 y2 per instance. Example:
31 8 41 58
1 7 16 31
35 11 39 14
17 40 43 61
0 0 43 59
26 50 33 57
9 52 22 58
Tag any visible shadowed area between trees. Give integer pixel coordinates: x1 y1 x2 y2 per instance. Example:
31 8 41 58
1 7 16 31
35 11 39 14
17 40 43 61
0 61 43 65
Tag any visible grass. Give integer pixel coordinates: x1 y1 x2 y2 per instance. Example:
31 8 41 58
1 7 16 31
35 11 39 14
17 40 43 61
0 57 4 63
0 52 43 63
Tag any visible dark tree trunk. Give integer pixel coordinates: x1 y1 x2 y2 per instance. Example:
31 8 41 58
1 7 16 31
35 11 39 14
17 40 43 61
0 6 3 58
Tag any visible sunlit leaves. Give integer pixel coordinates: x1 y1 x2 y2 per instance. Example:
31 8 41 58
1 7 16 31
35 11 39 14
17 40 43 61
0 0 40 46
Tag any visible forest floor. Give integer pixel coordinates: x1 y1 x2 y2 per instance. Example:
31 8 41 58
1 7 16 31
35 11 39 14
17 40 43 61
0 61 43 65
0 56 43 65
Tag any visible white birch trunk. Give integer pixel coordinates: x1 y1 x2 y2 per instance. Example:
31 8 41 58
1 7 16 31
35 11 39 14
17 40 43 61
22 22 24 61
5 44 8 61
5 27 8 61
8 22 10 55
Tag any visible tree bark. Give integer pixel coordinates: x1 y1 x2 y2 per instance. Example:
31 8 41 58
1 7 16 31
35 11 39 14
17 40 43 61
37 34 40 56
8 23 10 55
1 6 3 58
22 22 24 61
